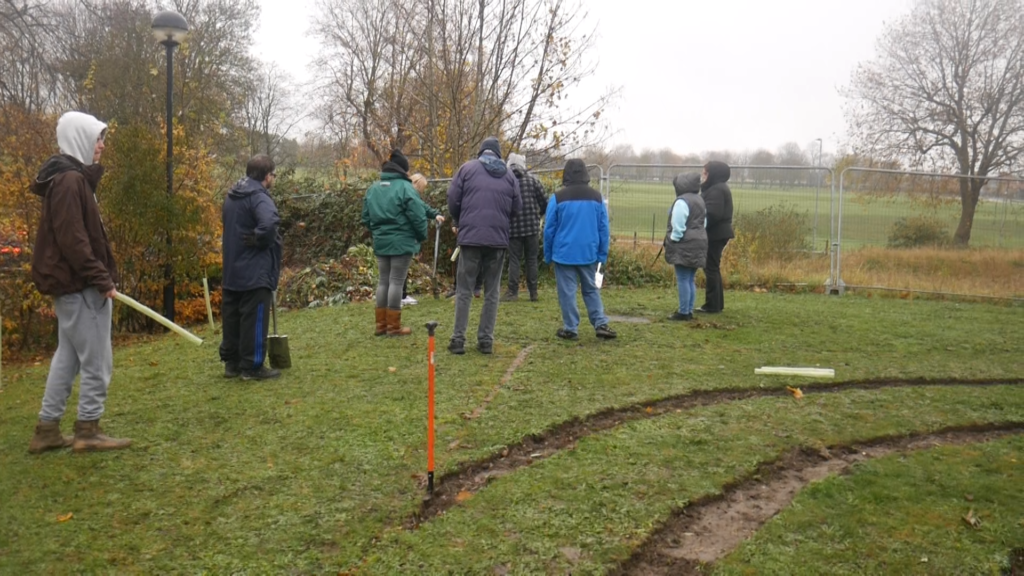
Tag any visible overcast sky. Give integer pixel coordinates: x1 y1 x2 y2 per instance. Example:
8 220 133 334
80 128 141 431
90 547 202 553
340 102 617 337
253 0 917 157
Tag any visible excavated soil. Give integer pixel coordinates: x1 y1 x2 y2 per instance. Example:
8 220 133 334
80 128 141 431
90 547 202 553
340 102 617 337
406 377 1023 528
611 423 1024 575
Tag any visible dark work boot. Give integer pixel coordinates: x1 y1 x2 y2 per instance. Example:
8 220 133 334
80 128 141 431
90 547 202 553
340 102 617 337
595 325 618 339
28 420 72 454
448 339 465 355
241 365 281 381
224 362 241 378
72 420 131 453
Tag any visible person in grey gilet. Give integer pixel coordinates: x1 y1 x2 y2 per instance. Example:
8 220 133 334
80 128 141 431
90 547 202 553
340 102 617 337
664 172 708 321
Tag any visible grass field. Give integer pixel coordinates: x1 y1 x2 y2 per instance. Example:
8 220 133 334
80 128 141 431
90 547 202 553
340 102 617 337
0 289 1021 573
607 181 1024 251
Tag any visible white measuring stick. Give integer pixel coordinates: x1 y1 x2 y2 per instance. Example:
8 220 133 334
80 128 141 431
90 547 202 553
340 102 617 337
114 292 203 346
754 366 835 378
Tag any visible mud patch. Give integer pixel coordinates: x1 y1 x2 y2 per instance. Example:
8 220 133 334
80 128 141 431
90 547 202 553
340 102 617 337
406 378 1023 529
1007 547 1024 575
462 345 535 420
607 315 652 324
611 423 1024 575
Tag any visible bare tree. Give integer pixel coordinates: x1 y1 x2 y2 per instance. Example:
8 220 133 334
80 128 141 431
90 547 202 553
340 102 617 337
0 0 59 112
312 0 612 175
240 63 306 158
845 0 1024 245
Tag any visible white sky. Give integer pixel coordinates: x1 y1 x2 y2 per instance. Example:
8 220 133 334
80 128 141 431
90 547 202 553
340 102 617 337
253 0 916 157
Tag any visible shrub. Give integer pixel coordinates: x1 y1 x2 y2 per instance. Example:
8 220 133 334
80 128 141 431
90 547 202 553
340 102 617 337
887 216 949 248
277 244 448 309
731 203 812 263
603 243 674 287
273 173 457 276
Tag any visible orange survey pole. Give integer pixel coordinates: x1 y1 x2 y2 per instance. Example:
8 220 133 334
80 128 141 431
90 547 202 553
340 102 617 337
425 321 439 495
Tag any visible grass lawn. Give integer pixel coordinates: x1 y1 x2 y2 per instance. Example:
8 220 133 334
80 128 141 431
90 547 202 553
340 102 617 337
607 181 1024 250
0 288 1021 573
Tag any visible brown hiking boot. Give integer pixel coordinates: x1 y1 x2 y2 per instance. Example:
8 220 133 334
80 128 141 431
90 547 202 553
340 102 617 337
386 309 412 336
72 420 131 453
375 307 388 336
28 420 72 454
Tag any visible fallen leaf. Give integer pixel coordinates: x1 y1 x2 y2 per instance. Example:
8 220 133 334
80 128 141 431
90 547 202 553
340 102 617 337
964 493 974 502
560 547 582 563
786 386 804 399
57 512 73 522
448 440 462 450
284 399 301 405
644 406 654 414
455 491 473 503
388 367 397 373
962 508 981 528
149 361 159 367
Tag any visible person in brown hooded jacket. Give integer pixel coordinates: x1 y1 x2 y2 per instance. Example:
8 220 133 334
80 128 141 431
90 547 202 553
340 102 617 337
27 111 131 454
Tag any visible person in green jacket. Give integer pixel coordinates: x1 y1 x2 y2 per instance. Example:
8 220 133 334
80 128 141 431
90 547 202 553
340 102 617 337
362 149 443 336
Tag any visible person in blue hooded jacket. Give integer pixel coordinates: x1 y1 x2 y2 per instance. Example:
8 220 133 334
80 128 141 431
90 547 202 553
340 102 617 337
544 159 617 341
219 154 283 381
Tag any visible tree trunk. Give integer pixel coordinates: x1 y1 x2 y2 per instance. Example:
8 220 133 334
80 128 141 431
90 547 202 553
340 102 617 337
953 178 982 246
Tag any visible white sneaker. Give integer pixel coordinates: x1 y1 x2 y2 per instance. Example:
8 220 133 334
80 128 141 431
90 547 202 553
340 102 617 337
401 296 418 306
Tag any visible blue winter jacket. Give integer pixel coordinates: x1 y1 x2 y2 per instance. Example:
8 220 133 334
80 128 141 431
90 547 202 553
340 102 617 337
544 159 609 266
221 177 282 291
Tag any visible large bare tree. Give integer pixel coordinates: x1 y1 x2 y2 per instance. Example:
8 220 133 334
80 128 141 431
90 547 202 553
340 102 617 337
312 0 611 174
845 0 1024 245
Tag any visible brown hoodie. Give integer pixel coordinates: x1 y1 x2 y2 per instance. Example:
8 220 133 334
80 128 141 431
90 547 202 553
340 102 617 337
31 145 118 296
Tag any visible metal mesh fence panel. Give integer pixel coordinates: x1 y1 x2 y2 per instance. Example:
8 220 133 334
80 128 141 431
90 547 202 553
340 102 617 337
835 168 1024 299
606 164 834 253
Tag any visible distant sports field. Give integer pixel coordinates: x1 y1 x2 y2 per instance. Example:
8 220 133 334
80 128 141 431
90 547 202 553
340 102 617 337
606 181 1024 249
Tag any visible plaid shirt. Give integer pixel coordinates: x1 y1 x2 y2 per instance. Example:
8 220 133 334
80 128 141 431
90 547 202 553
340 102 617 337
508 169 548 238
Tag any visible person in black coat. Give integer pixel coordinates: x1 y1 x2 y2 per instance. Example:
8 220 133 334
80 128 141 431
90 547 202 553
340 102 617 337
697 160 734 313
220 154 283 380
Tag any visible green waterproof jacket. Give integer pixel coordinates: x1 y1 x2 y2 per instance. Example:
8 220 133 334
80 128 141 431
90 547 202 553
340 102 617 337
361 172 432 256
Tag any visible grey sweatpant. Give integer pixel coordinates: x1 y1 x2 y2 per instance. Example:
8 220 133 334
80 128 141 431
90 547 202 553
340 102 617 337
451 246 505 346
39 287 113 422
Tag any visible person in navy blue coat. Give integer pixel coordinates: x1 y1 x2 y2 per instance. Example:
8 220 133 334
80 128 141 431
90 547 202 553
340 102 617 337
543 159 617 341
219 154 283 380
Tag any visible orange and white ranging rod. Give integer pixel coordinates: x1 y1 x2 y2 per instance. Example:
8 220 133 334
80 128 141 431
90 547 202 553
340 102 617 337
425 321 439 495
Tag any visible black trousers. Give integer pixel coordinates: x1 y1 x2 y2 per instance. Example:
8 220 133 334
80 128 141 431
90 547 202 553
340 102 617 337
219 287 273 371
702 239 729 312
506 234 540 297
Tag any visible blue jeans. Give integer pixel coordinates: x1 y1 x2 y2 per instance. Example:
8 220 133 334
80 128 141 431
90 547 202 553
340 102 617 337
674 265 697 314
554 263 609 333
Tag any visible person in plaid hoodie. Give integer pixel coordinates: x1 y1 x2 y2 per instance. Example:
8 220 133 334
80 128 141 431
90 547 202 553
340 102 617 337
502 153 548 302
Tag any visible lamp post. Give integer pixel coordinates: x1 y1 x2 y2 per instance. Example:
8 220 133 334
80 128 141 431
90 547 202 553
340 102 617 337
152 10 188 322
813 137 823 251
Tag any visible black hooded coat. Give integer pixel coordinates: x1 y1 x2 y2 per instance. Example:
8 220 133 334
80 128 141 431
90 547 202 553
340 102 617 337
700 161 735 241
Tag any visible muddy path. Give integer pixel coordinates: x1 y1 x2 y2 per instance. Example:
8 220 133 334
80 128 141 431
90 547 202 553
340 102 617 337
610 422 1024 575
407 378 1023 528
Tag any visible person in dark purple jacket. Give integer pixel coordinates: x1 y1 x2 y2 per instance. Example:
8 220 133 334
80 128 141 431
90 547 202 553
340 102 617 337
445 137 522 355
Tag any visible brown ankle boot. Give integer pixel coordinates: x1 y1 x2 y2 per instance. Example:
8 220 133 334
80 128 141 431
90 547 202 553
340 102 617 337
28 420 72 454
375 307 388 336
386 309 411 336
72 420 132 453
